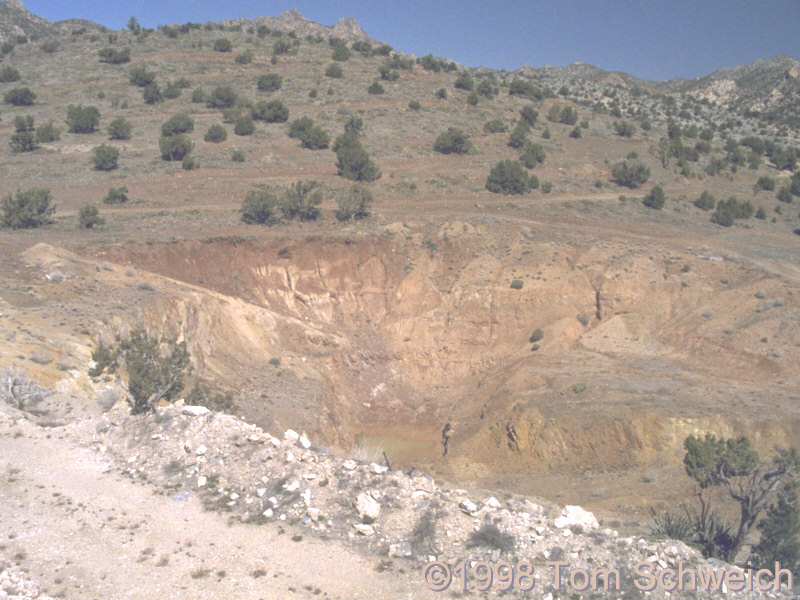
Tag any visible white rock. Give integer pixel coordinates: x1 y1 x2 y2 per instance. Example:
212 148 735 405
353 523 375 536
262 508 273 518
562 529 572 537
342 460 357 470
484 496 502 509
285 451 295 462
283 480 300 492
302 473 316 480
197 476 207 488
182 405 210 417
356 492 381 523
553 505 598 529
307 507 320 522
298 434 311 449
284 429 300 442
411 490 429 499
459 499 478 514
267 434 281 447
195 445 207 456
371 463 388 474
301 489 311 507
256 488 266 497
230 492 239 500
268 496 278 505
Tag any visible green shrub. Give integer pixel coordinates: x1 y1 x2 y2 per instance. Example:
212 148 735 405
466 92 478 105
541 181 552 193
206 85 237 109
281 180 322 221
256 73 282 92
331 44 350 61
643 185 665 209
519 142 546 169
508 79 544 100
142 82 163 104
204 124 227 142
241 187 281 224
251 99 288 122
103 186 129 204
755 207 766 219
40 39 59 54
0 65 21 82
433 128 472 154
408 100 421 111
324 63 343 78
231 149 245 162
191 88 205 103
14 115 34 132
751 482 800 578
162 82 181 99
756 176 776 192
98 47 130 64
520 106 538 126
252 99 288 122
569 126 582 139
510 279 524 290
711 197 753 226
213 38 232 52
78 204 104 228
161 114 194 137
159 134 192 161
486 160 534 195
476 78 497 98
107 117 131 140
613 120 635 137
233 114 255 136
92 144 119 171
367 81 384 95
693 191 715 211
35 122 60 143
611 161 650 188
1 188 54 229
66 105 100 133
453 72 473 90
344 115 365 136
483 119 507 133
336 184 373 222
272 39 291 56
89 330 189 414
288 117 314 139
299 126 329 149
508 121 531 149
129 65 155 87
235 51 252 64
182 155 200 170
777 185 793 203
378 65 399 81
9 131 37 153
333 132 380 182
529 329 543 343
435 87 447 99
4 87 36 106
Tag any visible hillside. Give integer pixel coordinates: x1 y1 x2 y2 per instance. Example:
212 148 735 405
0 5 799 598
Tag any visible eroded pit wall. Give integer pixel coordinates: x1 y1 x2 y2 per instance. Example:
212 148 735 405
84 227 800 506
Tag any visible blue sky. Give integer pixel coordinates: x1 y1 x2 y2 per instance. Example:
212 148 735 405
20 0 800 81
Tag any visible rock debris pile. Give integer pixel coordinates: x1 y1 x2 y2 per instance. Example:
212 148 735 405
53 400 794 599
